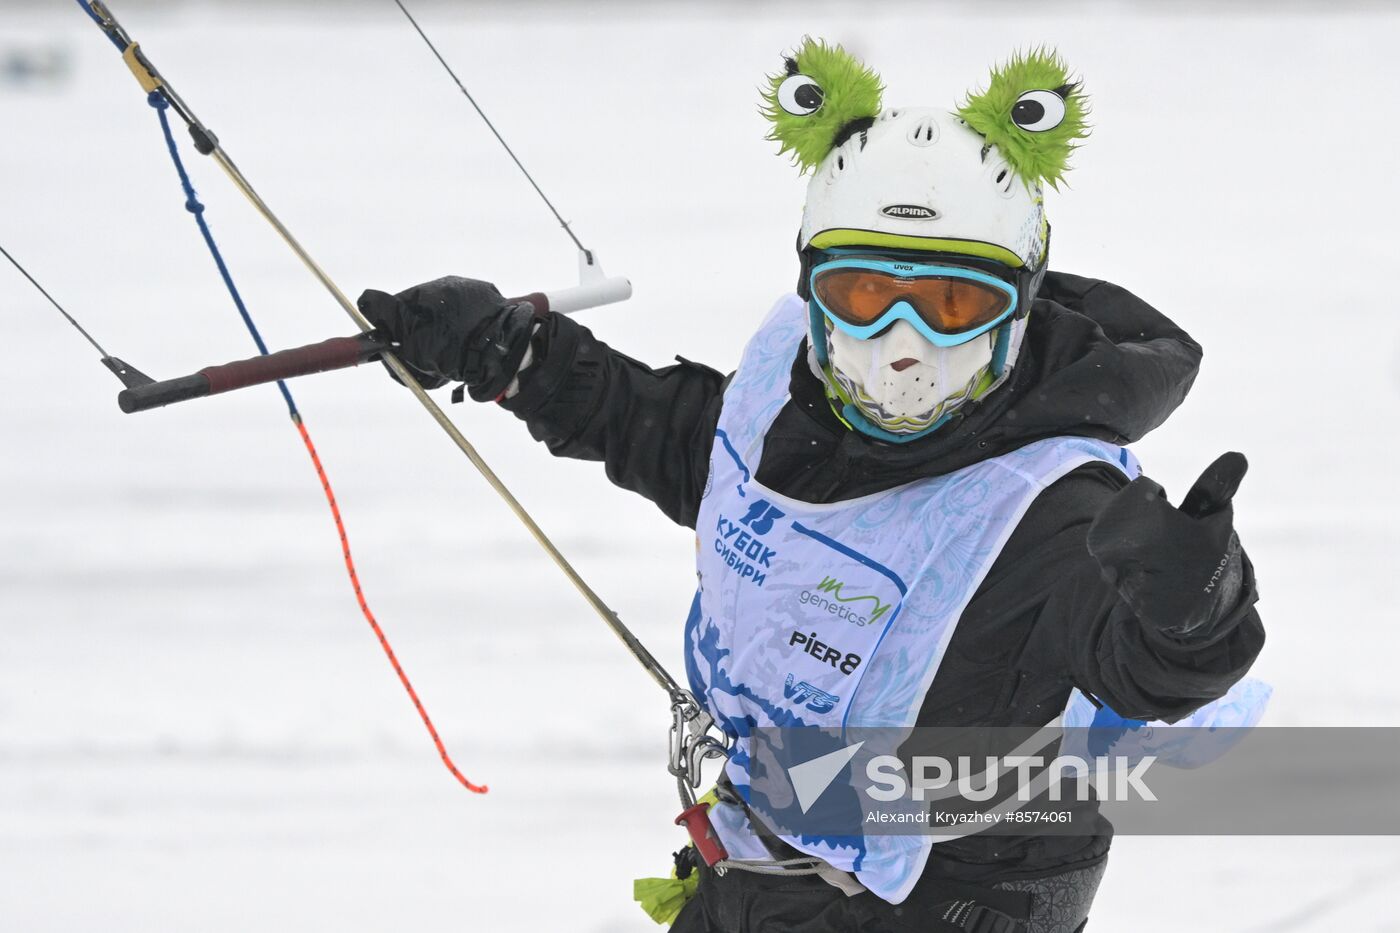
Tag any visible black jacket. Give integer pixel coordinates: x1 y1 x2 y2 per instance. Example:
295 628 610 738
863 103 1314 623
499 270 1264 882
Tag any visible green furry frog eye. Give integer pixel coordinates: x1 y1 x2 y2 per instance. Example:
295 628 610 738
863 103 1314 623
777 73 825 116
761 38 883 173
1011 89 1067 133
959 49 1089 190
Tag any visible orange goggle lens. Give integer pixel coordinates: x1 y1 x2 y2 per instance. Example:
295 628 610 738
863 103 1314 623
812 268 1014 335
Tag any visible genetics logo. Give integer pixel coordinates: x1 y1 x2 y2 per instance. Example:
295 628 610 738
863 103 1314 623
798 576 893 627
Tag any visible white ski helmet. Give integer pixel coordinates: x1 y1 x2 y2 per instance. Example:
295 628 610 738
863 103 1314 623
762 41 1088 441
799 106 1048 270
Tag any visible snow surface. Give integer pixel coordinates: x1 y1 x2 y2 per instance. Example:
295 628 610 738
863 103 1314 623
2 2 1399 930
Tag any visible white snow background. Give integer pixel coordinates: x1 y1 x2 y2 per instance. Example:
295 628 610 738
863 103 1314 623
3 1 1399 930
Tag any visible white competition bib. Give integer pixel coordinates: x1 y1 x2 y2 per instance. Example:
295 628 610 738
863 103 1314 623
685 294 1141 902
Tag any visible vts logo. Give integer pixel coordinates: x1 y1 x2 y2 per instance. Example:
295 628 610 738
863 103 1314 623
739 499 786 535
784 674 840 714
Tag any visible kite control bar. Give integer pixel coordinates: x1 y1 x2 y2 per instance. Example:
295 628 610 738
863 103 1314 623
117 333 381 413
117 276 631 414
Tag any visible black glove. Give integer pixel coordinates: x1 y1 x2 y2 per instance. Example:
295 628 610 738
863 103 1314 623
356 276 538 401
1087 452 1252 639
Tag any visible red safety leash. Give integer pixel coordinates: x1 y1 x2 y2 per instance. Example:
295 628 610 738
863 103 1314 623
293 414 487 794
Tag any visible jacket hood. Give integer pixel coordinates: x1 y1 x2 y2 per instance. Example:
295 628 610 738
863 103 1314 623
771 271 1201 490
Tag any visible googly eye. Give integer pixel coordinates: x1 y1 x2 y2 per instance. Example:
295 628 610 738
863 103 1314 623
1011 90 1067 133
777 74 824 116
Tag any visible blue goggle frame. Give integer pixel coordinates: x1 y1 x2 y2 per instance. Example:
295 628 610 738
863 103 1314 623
808 254 1019 349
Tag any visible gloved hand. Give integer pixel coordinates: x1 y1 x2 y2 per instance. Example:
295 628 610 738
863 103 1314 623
357 276 539 401
1087 452 1252 639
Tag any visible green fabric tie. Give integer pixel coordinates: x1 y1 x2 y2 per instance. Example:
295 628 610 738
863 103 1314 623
633 867 700 926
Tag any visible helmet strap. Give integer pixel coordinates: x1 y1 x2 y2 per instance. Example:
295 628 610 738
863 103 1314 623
796 238 815 301
990 319 1013 377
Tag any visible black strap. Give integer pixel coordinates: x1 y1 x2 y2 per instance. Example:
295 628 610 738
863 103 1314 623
937 897 1028 933
673 845 699 881
929 883 1033 933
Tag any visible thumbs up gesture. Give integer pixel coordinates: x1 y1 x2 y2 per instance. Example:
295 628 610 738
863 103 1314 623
1087 453 1255 639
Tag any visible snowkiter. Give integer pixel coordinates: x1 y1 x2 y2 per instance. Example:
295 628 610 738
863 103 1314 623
358 43 1264 933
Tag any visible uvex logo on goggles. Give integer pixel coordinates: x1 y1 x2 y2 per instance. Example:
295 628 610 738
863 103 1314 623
811 257 1018 348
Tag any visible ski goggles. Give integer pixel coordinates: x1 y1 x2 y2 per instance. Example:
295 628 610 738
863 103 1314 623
809 254 1020 348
